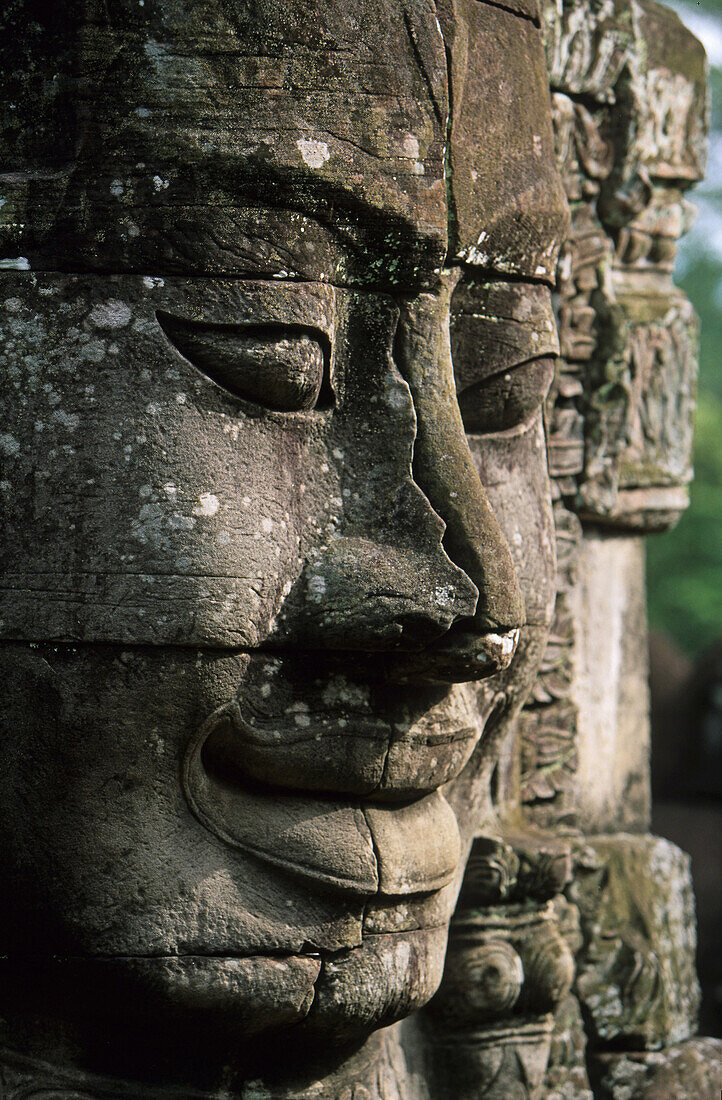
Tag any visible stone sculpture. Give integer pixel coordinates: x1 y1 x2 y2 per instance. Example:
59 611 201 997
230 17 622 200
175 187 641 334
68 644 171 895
0 0 718 1097
423 1 721 1097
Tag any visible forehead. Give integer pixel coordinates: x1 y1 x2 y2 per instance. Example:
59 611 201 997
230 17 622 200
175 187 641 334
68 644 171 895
2 0 566 287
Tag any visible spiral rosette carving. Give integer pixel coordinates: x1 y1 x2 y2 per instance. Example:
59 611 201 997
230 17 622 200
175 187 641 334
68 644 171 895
435 939 524 1024
517 923 575 1015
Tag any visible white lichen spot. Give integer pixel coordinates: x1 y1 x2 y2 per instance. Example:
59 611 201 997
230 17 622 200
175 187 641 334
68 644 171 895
0 257 30 270
308 574 327 601
403 135 420 158
261 517 273 534
0 433 20 456
81 339 106 362
193 492 220 517
296 138 330 169
153 175 170 191
139 485 153 498
434 585 455 609
142 275 165 289
332 448 344 460
168 514 195 531
135 107 151 117
3 297 23 313
52 410 80 431
175 392 187 404
216 529 231 545
163 483 177 498
385 386 407 410
89 299 132 329
110 180 125 198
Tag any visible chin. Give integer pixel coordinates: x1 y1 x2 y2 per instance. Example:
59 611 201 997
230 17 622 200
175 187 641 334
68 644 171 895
119 922 449 1041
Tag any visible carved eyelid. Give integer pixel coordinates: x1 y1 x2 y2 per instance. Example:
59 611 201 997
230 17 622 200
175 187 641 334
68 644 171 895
156 310 332 413
450 280 559 394
456 353 555 390
456 355 556 435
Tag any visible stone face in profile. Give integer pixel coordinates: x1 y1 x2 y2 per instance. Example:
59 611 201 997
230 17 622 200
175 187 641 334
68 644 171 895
0 0 569 1092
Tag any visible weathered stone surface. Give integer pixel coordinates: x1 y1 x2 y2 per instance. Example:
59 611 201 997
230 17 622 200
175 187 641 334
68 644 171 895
592 1037 722 1099
568 534 651 831
519 503 581 820
520 0 707 851
0 0 450 288
542 993 593 1099
569 835 701 1050
444 0 569 281
426 1017 557 1100
421 835 577 1099
542 0 634 102
0 274 475 648
521 526 650 831
541 0 707 532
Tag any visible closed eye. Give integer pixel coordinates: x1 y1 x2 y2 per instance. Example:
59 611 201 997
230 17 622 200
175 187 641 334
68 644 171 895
156 310 332 412
456 356 555 434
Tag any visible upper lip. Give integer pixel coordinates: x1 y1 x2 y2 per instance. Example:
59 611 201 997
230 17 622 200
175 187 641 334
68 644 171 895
194 680 480 800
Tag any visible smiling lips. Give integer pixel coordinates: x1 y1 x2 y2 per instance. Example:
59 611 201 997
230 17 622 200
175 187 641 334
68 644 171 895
183 698 476 900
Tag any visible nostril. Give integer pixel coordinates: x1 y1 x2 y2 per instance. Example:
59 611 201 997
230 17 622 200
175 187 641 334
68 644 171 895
395 610 456 647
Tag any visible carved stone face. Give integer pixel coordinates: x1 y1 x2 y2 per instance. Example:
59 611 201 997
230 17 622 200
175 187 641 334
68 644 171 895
0 0 566 1074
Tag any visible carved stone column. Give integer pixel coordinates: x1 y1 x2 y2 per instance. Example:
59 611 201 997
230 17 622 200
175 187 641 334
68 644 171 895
424 836 577 1099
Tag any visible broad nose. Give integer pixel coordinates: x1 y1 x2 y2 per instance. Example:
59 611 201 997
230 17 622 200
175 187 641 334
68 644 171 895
392 273 525 673
280 534 479 651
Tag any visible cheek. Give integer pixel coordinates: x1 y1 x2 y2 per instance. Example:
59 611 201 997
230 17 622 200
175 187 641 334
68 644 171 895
0 647 364 958
0 274 346 651
467 411 556 633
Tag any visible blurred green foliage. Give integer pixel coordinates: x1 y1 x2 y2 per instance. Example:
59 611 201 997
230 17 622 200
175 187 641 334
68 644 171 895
646 3 722 656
